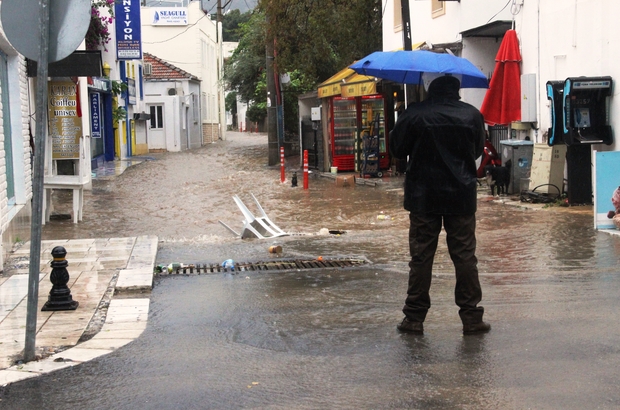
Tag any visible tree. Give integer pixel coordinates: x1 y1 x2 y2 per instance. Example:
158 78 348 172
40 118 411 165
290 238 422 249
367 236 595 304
222 9 252 42
224 0 382 135
223 11 267 104
258 0 382 83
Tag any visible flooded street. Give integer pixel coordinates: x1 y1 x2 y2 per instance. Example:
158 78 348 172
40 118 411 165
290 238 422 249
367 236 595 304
41 131 607 276
3 131 620 408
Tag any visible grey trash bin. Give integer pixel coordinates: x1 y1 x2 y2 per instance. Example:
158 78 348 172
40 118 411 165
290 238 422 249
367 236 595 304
499 139 534 194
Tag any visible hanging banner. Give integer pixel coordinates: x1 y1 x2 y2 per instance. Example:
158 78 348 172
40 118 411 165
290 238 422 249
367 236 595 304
48 81 82 159
90 93 102 138
115 0 142 60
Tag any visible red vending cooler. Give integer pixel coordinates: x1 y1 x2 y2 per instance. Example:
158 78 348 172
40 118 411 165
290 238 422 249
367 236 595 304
331 96 357 171
330 95 389 172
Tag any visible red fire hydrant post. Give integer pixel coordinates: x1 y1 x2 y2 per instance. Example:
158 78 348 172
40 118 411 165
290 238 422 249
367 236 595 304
280 146 285 183
303 150 309 189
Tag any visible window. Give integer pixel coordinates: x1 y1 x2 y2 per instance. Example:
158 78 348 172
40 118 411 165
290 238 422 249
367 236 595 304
149 105 164 129
0 50 15 204
394 0 403 32
431 0 446 18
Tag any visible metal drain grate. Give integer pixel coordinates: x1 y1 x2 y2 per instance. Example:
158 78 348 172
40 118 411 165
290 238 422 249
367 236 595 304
157 258 368 275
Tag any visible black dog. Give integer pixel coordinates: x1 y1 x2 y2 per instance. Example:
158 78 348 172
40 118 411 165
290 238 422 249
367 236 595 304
485 159 511 196
291 172 298 187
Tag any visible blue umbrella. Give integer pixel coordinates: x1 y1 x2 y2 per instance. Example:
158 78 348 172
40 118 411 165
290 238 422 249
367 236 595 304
349 50 489 89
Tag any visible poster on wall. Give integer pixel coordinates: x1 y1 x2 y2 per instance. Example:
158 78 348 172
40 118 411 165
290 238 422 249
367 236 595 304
115 0 142 60
593 150 620 230
48 81 82 160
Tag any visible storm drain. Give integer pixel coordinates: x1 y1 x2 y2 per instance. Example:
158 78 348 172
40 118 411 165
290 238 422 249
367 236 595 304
157 258 368 275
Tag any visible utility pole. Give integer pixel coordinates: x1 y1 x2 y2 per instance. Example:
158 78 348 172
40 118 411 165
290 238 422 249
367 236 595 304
401 0 412 51
266 10 278 165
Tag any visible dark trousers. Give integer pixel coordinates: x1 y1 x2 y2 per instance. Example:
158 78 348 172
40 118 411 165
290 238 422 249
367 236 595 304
403 213 484 325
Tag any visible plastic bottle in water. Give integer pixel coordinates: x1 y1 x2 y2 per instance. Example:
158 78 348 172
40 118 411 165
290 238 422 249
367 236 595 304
221 259 235 271
167 262 183 273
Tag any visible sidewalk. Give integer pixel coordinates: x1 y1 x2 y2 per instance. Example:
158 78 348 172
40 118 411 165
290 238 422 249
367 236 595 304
0 235 157 386
0 156 160 386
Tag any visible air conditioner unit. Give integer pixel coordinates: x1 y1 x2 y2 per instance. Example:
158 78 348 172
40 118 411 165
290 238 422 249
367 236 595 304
143 63 152 75
167 87 184 96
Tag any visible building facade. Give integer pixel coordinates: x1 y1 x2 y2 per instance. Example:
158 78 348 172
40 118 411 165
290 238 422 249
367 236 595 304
0 38 34 266
141 0 221 144
143 53 202 152
385 0 619 150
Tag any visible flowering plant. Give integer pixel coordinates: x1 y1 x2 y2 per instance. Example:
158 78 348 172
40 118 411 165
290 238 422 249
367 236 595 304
86 0 115 50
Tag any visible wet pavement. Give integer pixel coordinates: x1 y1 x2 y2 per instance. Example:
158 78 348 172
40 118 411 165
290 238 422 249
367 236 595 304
1 131 620 408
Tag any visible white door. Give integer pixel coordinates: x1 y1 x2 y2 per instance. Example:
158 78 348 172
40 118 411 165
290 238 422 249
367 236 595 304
149 104 166 150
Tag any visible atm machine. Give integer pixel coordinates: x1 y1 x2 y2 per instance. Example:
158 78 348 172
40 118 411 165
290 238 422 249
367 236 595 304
546 76 613 204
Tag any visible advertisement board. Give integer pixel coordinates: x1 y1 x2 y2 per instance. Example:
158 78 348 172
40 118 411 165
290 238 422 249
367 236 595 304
48 81 82 159
115 0 142 60
150 7 188 25
593 150 620 230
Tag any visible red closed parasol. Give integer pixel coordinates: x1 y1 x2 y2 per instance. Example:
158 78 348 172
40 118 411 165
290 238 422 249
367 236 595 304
480 29 522 125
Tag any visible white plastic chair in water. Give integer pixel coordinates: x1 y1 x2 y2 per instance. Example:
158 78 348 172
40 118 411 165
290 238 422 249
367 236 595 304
218 193 288 239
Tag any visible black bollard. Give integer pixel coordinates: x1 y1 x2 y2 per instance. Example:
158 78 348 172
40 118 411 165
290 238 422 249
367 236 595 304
291 172 298 187
41 246 79 311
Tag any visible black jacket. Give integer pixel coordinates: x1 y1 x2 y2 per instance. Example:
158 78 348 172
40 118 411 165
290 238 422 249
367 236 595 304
389 76 485 215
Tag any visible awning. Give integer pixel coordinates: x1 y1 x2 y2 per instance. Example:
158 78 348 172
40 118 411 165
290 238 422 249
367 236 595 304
27 50 103 77
317 68 376 98
341 73 377 97
317 68 356 98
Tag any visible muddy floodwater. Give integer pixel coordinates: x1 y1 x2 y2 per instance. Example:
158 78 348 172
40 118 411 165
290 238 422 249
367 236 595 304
41 132 606 278
3 131 616 409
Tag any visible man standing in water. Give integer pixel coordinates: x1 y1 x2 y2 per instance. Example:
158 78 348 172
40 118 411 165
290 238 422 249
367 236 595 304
389 72 490 335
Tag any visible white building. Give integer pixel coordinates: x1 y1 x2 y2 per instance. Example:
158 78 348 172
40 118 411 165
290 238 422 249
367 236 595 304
141 0 222 143
385 0 619 149
143 53 202 151
0 37 33 265
384 0 620 202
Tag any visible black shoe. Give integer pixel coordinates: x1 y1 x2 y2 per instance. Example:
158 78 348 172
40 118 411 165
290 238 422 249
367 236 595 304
397 318 424 334
462 321 491 334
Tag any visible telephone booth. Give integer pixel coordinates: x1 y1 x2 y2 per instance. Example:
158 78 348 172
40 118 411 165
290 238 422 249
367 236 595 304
546 76 613 204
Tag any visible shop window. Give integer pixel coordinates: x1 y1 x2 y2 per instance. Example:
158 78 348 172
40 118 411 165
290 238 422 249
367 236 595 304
149 105 164 129
431 0 445 18
394 0 403 32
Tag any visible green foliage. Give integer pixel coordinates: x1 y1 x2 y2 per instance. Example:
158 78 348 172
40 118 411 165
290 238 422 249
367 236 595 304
247 103 267 123
225 92 238 114
258 0 382 83
111 80 128 126
225 0 382 135
223 11 268 104
111 80 127 96
112 106 127 124
222 9 252 42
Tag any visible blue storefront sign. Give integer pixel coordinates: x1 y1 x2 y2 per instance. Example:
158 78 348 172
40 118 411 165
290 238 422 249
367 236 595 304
90 93 101 138
115 0 142 60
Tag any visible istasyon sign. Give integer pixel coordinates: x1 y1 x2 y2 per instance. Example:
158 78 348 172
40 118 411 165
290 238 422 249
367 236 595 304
116 0 142 60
